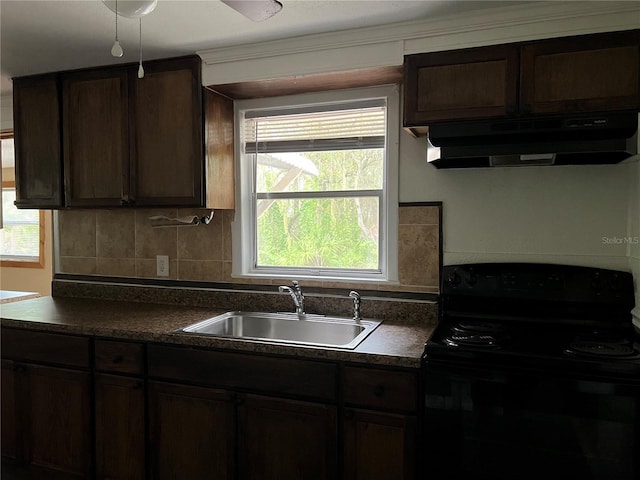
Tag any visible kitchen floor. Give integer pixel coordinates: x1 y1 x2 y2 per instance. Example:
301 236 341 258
1 463 28 479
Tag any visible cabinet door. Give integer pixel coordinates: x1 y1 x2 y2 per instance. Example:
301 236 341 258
520 30 640 115
12 75 63 208
1 360 20 462
404 45 519 125
132 57 203 206
148 381 235 480
63 67 129 207
343 409 417 480
95 374 145 480
238 394 338 480
25 364 92 478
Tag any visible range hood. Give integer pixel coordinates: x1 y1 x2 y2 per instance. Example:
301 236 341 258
427 112 639 168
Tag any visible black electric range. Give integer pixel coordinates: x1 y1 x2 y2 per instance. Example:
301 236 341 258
422 263 639 480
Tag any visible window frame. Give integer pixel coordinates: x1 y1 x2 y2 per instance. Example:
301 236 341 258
1 130 45 269
232 85 399 283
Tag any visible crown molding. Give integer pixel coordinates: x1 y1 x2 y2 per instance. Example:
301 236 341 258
198 1 640 65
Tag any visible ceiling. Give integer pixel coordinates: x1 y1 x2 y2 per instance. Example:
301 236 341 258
1 0 522 96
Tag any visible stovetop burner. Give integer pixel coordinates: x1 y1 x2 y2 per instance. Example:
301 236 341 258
453 322 506 334
444 321 507 348
564 341 640 359
444 333 501 348
427 263 638 378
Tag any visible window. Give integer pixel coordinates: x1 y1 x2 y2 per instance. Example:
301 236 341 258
0 136 45 268
233 85 398 282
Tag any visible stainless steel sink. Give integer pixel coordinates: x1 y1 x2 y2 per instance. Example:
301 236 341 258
180 311 382 349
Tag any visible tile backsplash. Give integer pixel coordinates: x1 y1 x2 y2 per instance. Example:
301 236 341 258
57 204 440 293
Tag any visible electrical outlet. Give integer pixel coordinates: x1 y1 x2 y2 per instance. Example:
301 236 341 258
156 255 169 277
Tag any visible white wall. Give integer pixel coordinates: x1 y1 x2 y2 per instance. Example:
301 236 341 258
400 132 633 270
1 95 12 131
629 160 640 327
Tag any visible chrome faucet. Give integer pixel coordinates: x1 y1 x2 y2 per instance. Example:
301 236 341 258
278 280 305 316
349 290 361 323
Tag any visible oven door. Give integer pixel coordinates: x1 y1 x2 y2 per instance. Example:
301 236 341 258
423 359 640 480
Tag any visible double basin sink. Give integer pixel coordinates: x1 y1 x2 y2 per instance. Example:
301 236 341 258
180 311 382 349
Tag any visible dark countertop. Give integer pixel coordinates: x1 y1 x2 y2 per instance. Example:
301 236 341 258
0 296 434 368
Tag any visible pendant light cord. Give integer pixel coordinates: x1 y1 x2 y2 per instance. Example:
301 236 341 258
138 17 145 78
115 0 118 41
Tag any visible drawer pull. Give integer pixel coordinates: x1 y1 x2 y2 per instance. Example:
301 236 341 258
373 385 385 397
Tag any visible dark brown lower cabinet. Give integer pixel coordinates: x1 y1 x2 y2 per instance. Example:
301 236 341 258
1 362 92 479
1 360 19 463
343 408 417 480
238 394 338 480
95 374 145 480
2 330 420 480
148 381 236 480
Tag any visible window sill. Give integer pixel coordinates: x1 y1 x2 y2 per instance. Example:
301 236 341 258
0 258 45 269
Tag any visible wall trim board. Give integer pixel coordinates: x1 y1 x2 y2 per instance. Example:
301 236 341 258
199 2 640 85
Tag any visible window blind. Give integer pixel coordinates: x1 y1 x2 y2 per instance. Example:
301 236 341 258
244 103 386 153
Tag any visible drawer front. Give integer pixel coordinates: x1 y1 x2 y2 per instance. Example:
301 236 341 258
95 340 144 375
343 366 417 413
147 345 337 402
0 328 89 368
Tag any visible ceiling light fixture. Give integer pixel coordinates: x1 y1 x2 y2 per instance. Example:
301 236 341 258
102 0 158 19
102 0 157 72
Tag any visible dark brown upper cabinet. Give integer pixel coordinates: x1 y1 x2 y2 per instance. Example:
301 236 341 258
404 45 519 126
404 29 640 130
13 55 234 209
131 57 203 207
520 30 640 115
63 67 129 207
12 75 64 208
63 56 203 208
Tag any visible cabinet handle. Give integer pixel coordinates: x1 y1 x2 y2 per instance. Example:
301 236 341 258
373 385 385 397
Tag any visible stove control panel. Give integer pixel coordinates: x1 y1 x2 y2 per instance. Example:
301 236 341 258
442 263 634 308
500 272 563 291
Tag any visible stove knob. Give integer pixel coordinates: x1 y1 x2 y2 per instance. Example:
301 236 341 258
609 273 622 297
591 272 603 295
466 270 478 286
447 272 462 287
